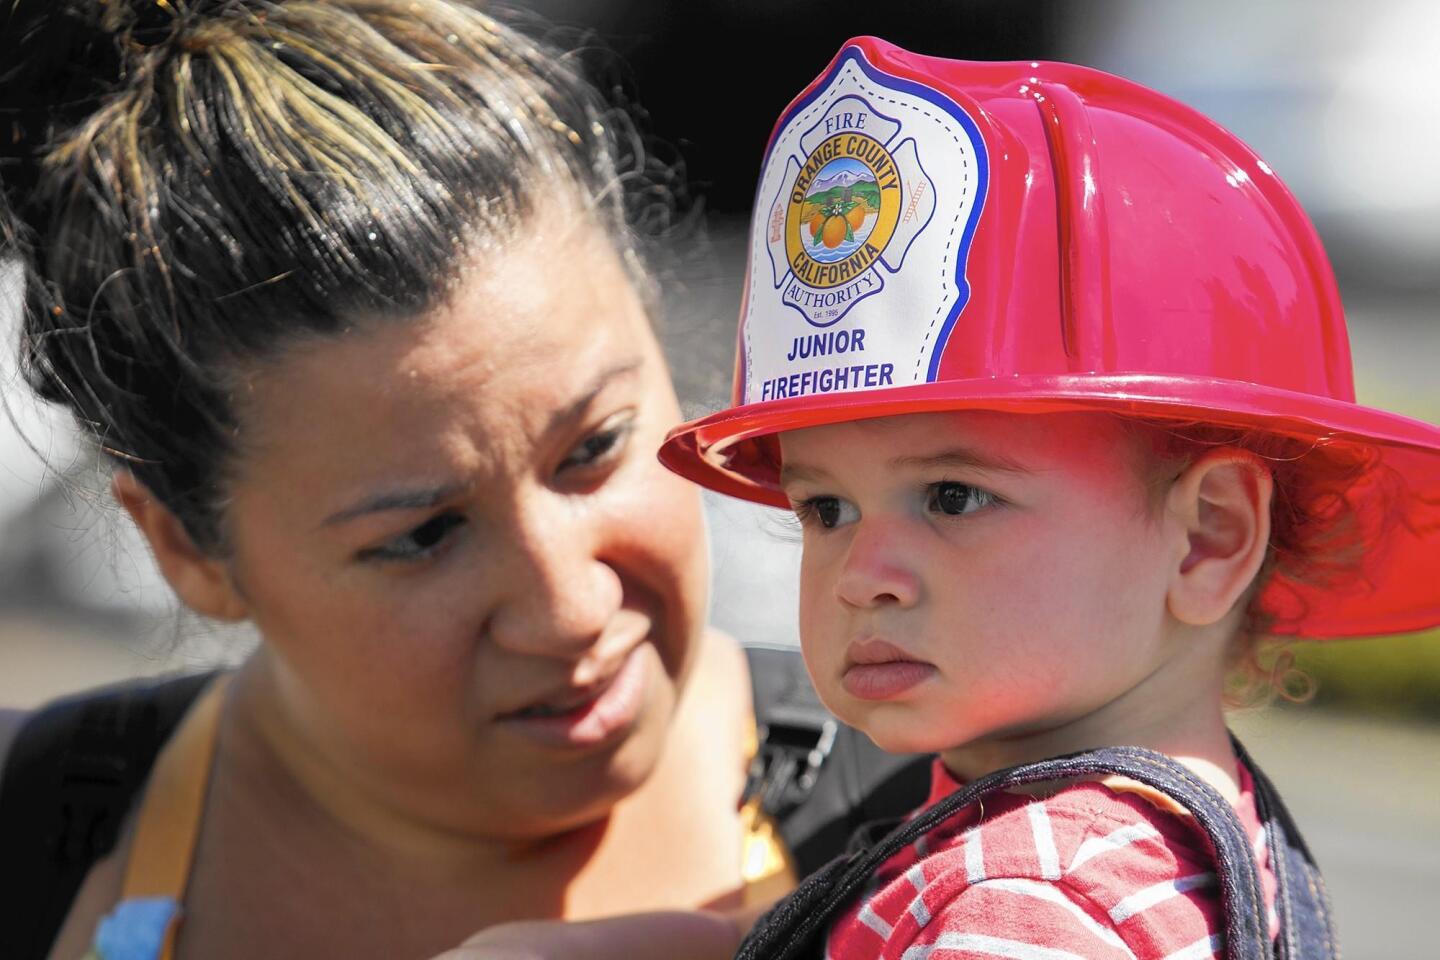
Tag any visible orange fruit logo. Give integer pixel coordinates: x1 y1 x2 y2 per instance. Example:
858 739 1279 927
784 132 902 289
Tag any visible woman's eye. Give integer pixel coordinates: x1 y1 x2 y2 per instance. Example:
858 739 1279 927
794 495 859 530
361 512 466 563
558 416 634 473
927 481 994 516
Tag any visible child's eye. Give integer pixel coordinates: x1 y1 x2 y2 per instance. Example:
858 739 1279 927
360 511 466 563
793 496 859 530
558 414 634 474
927 481 995 516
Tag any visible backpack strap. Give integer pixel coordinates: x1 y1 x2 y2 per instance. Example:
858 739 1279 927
0 672 216 960
1232 737 1337 960
737 744 1272 960
742 644 931 877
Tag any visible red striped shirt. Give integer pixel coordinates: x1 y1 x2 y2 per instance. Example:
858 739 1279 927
825 760 1279 959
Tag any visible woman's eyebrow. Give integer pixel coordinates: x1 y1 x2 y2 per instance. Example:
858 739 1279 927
322 482 470 527
322 359 644 528
546 357 644 434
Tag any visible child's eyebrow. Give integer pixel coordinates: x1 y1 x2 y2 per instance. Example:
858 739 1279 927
778 446 1028 489
891 448 1029 474
778 461 829 488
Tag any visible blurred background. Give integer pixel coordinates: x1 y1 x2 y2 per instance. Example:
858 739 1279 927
2 1 1436 956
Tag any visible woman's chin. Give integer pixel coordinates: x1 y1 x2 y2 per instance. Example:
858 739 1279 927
496 699 672 839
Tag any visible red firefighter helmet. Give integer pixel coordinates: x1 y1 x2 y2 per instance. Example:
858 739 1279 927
660 36 1440 639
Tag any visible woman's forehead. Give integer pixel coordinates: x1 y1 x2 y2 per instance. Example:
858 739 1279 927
230 221 655 471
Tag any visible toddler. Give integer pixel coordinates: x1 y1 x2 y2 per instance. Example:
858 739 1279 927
656 36 1440 960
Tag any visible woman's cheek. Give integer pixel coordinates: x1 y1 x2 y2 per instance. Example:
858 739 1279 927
600 457 707 680
292 573 478 719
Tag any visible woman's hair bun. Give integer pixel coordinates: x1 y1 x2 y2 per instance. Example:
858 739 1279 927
4 0 661 549
0 0 225 205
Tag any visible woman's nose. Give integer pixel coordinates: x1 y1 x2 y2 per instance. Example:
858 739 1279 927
834 520 922 609
487 505 624 660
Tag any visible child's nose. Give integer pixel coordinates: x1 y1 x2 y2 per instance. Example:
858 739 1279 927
834 521 922 609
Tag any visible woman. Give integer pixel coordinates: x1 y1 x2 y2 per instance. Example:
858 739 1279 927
0 2 923 957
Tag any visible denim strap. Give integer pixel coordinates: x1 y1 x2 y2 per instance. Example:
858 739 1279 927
1232 738 1337 960
739 743 1277 960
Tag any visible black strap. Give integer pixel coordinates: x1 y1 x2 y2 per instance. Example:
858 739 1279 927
742 644 931 877
0 672 215 960
1233 738 1338 960
738 744 1289 960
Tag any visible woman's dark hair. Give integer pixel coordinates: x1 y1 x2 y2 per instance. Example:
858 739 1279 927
1 0 658 550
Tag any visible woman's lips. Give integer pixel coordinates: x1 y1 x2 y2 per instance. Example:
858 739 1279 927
842 639 936 701
497 645 648 749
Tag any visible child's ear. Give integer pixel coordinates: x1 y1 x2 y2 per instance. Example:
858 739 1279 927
112 471 249 622
1164 450 1273 626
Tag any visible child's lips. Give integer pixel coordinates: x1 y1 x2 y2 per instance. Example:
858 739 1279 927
842 638 936 700
846 637 922 666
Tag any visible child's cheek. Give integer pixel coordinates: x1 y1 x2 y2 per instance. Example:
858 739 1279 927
796 557 838 652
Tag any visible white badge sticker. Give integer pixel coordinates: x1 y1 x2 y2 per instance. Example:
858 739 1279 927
740 48 989 405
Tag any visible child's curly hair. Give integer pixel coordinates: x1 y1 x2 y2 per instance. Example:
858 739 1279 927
1124 418 1404 705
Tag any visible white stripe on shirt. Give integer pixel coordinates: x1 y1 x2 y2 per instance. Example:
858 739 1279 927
1161 933 1223 960
901 932 1087 960
964 826 986 883
858 900 893 939
1027 803 1062 880
1067 822 1163 874
906 865 932 928
1109 873 1216 924
979 878 1137 956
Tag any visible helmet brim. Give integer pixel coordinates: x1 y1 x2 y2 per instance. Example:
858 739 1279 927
661 373 1440 639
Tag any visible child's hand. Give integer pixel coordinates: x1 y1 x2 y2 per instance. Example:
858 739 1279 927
430 910 748 960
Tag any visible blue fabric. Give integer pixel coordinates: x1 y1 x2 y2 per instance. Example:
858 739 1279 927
91 897 178 960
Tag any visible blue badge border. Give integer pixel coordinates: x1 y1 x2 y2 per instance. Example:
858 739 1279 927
743 45 990 390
